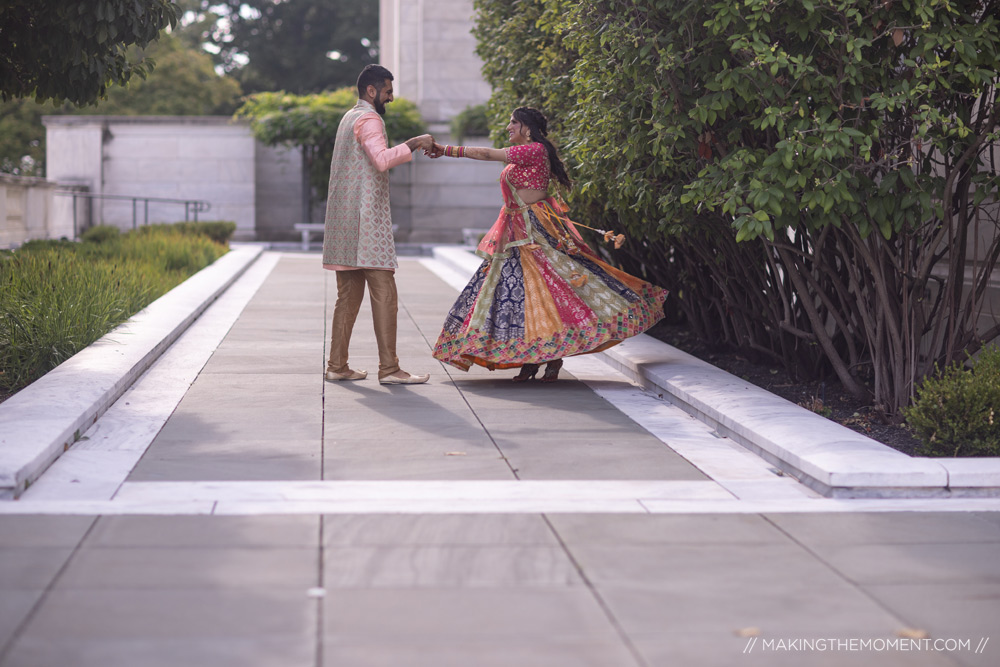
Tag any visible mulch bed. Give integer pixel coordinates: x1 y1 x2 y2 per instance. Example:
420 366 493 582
645 321 923 457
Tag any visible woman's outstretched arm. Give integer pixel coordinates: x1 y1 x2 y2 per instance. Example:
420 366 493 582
429 143 507 162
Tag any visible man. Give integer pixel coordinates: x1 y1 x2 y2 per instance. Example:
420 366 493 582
322 64 433 385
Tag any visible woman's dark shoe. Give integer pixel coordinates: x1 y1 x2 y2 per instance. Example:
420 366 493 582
541 359 563 383
512 363 540 382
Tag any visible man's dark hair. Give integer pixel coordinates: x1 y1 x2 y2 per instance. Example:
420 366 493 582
357 64 394 97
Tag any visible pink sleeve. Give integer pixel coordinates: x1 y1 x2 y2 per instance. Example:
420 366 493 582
354 114 413 172
505 142 545 165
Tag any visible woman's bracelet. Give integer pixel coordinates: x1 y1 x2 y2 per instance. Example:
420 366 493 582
444 145 466 158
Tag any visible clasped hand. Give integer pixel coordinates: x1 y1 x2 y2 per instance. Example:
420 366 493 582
409 135 446 158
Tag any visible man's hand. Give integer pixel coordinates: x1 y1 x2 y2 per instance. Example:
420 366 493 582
405 134 434 153
426 142 446 158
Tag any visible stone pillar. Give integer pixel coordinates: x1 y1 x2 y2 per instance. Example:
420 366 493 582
380 0 499 243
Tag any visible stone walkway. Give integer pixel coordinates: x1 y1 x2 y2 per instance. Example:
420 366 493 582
1 254 998 666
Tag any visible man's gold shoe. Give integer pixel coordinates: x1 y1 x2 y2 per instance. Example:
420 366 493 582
325 369 368 381
379 372 430 385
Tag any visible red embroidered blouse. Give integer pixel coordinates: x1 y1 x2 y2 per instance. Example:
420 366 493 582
503 142 550 190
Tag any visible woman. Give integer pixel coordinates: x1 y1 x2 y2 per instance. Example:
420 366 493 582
430 107 668 382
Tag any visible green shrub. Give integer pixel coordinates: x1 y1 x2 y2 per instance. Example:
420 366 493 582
136 221 237 245
0 227 227 393
80 225 121 244
904 346 1000 457
450 104 491 143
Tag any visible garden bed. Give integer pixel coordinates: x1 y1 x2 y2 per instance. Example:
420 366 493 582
0 222 235 398
646 322 923 456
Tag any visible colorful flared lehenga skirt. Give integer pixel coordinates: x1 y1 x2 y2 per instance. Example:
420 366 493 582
432 198 668 371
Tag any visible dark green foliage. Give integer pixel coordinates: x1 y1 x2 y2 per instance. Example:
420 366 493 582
0 0 177 106
80 225 121 244
0 227 227 392
473 0 1000 415
904 346 1000 457
1 30 241 177
0 99 53 175
69 32 243 116
450 105 491 143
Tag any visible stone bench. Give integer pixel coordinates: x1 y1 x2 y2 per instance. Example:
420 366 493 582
293 223 324 251
293 223 401 251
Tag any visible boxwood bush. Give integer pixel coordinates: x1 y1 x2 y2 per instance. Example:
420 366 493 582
904 346 1000 457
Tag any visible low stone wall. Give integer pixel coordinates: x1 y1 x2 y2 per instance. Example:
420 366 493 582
0 174 80 248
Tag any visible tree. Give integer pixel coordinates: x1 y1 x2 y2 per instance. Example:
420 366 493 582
0 100 52 176
1 32 243 177
72 32 243 116
236 88 426 221
184 0 378 95
474 0 1000 416
0 0 178 106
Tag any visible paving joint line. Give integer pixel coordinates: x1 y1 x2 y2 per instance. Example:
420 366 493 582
542 514 650 667
759 514 933 637
0 516 100 662
396 287 522 481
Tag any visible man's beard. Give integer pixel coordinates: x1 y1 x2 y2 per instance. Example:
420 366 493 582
374 98 387 115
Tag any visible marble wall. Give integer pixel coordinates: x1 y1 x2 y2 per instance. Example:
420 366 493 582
380 0 492 124
0 175 68 247
379 0 500 242
42 116 304 242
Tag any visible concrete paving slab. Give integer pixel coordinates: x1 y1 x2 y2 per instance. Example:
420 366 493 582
322 419 483 442
57 547 318 589
628 631 958 667
322 514 558 546
320 638 640 667
2 637 315 667
201 347 324 375
549 513 788 545
324 406 483 428
767 512 1000 546
497 439 710 481
129 442 320 482
0 548 76 590
129 455 320 482
323 545 582 587
322 436 498 457
595 582 904 636
13 589 316 641
151 411 321 443
473 406 652 430
864 583 1000 639
84 515 319 548
322 588 618 640
812 542 1000 585
0 516 94 547
323 457 513 481
0 589 41 655
567 541 857 590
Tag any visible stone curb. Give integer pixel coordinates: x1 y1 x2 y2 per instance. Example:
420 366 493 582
0 244 265 499
431 246 1000 498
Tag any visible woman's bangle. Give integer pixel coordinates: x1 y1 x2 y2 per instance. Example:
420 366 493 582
444 145 466 158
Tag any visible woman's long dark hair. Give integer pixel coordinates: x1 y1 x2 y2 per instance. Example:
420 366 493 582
512 107 571 190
